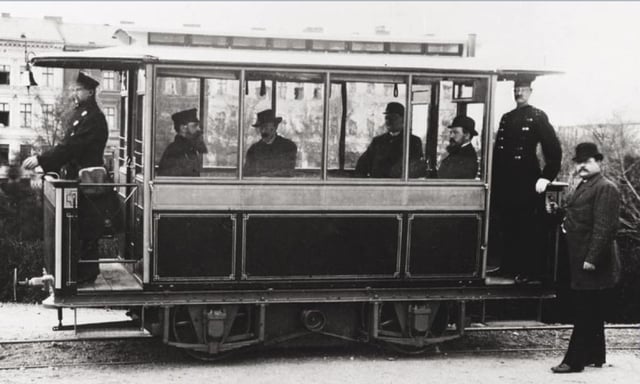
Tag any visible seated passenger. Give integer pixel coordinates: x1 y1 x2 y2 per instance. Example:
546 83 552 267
157 108 208 177
355 102 424 178
243 109 297 177
437 115 479 179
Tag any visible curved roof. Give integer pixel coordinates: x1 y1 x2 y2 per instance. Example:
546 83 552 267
31 44 562 78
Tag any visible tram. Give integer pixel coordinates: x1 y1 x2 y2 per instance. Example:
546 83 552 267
28 28 565 357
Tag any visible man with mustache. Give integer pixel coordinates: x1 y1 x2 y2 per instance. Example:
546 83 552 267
489 77 562 283
23 71 109 284
548 142 620 373
437 115 478 179
243 109 297 177
157 108 208 177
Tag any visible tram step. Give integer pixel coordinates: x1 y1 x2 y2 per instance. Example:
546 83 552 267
58 320 150 339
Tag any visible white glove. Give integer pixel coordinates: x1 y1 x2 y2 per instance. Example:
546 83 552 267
22 155 39 170
535 178 551 194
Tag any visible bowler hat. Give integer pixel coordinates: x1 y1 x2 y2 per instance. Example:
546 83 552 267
448 115 478 137
171 108 199 127
383 102 405 116
76 71 100 90
252 109 282 127
572 142 603 162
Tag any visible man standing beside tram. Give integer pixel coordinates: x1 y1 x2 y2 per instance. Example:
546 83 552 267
355 102 424 178
489 77 562 283
22 71 109 284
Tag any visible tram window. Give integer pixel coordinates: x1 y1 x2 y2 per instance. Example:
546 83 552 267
410 77 487 180
327 80 415 179
243 72 323 178
204 77 240 176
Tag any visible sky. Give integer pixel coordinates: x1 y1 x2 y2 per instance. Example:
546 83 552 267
2 1 640 126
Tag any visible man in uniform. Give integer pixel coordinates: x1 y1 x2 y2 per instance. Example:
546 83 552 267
438 115 478 179
355 102 424 178
157 108 208 177
23 71 109 284
549 142 620 373
489 76 562 283
243 109 297 177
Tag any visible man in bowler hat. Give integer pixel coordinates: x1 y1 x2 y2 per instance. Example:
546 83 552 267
23 71 109 284
548 142 620 373
355 102 424 178
489 76 562 282
157 108 208 177
438 115 478 179
243 109 297 177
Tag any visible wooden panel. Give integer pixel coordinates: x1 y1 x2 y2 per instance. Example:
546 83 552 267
152 184 485 211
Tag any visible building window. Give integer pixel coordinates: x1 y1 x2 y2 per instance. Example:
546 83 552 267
0 144 9 165
41 67 54 87
0 103 8 126
102 71 116 90
42 104 54 128
20 103 32 128
104 106 116 130
185 79 199 96
0 65 9 85
294 86 304 100
19 144 32 162
313 87 322 99
163 78 177 95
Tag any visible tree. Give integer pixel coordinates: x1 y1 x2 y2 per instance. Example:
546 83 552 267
31 90 74 150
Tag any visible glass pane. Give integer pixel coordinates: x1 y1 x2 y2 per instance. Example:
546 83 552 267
328 81 421 179
243 73 323 178
154 76 202 177
411 78 486 181
204 78 240 177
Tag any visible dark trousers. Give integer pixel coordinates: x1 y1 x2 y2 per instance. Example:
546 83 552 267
490 199 545 277
562 289 609 368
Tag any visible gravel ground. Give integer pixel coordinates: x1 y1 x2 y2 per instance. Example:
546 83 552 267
0 303 638 384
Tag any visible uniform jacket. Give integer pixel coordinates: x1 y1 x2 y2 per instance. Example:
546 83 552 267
492 105 562 207
564 173 621 290
243 135 297 177
157 135 207 177
355 132 423 178
438 143 478 179
38 100 108 179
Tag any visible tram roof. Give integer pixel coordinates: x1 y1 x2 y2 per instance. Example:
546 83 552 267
32 44 561 79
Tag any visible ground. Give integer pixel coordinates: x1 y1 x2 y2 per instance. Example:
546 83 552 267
0 303 638 383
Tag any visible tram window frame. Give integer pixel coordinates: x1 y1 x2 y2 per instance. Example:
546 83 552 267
153 67 241 179
242 70 325 179
327 73 413 180
410 76 489 182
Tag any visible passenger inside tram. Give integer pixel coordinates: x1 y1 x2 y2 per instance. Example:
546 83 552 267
436 115 479 179
243 109 298 177
354 102 425 178
157 108 208 177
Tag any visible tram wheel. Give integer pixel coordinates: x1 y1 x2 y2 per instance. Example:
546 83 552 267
170 305 241 362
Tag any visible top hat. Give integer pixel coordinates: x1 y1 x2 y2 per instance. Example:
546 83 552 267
383 102 405 116
448 115 478 137
572 142 604 162
252 109 282 127
76 71 100 90
171 108 199 126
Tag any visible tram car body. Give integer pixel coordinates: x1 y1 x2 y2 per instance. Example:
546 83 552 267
32 29 565 356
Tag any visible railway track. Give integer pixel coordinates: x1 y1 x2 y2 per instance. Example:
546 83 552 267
0 324 637 371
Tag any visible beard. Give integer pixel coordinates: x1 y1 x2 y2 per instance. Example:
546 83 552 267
446 141 461 154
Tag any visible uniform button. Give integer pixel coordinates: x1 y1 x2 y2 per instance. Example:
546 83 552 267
498 146 504 150
514 155 522 160
499 137 504 141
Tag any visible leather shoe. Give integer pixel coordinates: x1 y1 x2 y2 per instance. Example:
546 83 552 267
551 363 583 373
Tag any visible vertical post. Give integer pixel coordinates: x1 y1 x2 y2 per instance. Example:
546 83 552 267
458 301 466 336
163 306 170 344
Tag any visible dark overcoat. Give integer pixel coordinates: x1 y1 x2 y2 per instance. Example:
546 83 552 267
243 135 297 177
438 143 478 179
355 132 423 178
37 100 108 179
157 135 207 177
564 173 621 290
492 105 562 208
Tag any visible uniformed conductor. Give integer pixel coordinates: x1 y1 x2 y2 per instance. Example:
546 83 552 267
23 71 109 284
489 76 562 282
23 71 108 179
